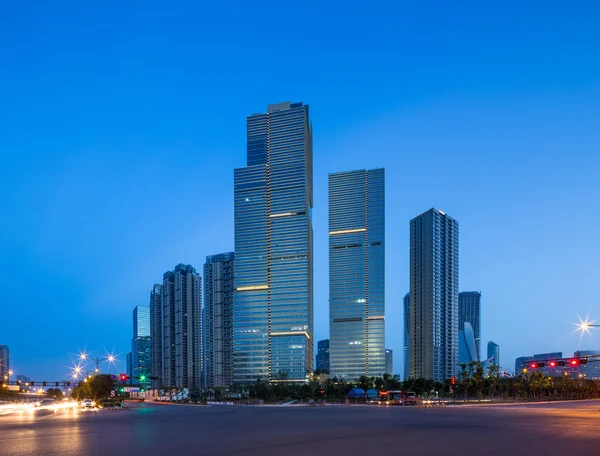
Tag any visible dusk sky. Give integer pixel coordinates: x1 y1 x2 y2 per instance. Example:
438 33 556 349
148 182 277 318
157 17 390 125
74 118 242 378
1 1 599 380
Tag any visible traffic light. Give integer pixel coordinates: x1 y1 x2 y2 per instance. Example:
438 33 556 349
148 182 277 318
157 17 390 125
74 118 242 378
570 359 579 366
549 361 556 368
529 362 545 369
30 381 35 386
139 374 146 382
451 376 456 385
120 374 127 382
42 381 47 386
580 358 588 365
120 387 124 393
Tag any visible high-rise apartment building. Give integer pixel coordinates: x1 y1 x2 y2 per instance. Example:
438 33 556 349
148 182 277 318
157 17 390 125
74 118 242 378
158 264 202 389
487 341 500 366
0 345 9 379
459 291 481 360
132 305 151 389
316 339 330 373
203 252 235 388
149 284 162 390
233 102 314 383
410 208 459 382
403 292 410 380
385 349 393 375
329 168 385 380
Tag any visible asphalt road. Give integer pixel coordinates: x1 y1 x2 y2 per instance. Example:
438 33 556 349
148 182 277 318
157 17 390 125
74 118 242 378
1 400 599 455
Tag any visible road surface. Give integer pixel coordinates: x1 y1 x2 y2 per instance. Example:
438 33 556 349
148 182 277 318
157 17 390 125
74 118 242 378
1 400 599 455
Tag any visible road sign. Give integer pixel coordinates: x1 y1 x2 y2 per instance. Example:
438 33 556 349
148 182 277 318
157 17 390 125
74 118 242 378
110 390 115 397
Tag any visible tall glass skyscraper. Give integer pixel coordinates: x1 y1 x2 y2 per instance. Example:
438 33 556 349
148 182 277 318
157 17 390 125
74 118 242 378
410 208 459 382
233 102 314 383
329 168 385 380
160 264 202 389
149 283 162 390
316 339 330 373
403 292 410 380
203 252 235 388
132 305 151 389
487 341 500 366
0 345 9 379
459 291 481 361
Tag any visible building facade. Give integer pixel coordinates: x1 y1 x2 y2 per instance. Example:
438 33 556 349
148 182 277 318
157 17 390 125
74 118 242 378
149 284 162 389
233 102 314 383
329 168 385 381
160 264 202 389
316 339 330 373
410 208 459 382
132 305 151 389
487 341 500 366
403 292 410 380
203 252 235 388
458 322 478 365
0 345 9 379
459 291 481 360
385 349 393 375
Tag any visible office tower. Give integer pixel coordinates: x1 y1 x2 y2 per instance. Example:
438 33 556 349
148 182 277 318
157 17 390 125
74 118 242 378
203 252 235 388
149 284 162 390
458 322 478 365
316 339 330 373
0 345 9 379
233 102 313 383
574 350 600 379
403 292 410 380
487 341 500 366
410 208 459 382
515 356 533 374
329 168 385 380
132 305 151 389
385 349 393 375
161 264 202 389
459 291 481 360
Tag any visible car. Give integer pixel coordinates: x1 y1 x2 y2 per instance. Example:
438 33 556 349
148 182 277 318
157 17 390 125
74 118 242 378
36 398 56 407
80 399 95 408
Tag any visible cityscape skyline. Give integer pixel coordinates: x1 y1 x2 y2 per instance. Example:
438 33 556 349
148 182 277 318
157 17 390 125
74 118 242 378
3 3 600 381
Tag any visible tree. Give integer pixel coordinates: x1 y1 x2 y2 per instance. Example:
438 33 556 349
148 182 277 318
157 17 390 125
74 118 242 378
46 388 64 400
71 374 115 400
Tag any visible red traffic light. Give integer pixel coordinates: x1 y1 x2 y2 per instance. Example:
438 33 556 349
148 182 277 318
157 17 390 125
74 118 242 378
570 359 579 366
530 363 537 369
451 376 456 385
549 361 556 368
120 374 127 381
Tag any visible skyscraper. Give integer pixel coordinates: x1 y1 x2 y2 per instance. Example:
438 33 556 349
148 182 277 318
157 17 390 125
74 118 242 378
160 264 202 389
458 322 478 365
487 341 500 366
403 292 410 380
203 252 235 388
316 339 330 373
0 345 9 379
459 291 481 360
132 305 151 389
329 168 385 380
410 208 459 382
233 102 314 383
385 349 393 375
149 284 162 390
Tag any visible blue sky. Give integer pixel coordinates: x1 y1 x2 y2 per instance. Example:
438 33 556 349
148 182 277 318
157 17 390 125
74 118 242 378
1 1 599 380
